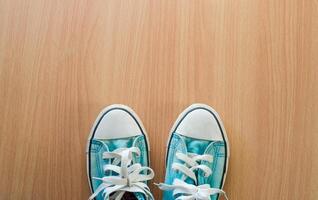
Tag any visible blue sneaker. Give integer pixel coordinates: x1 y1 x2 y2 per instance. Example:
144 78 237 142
87 105 154 200
157 104 229 200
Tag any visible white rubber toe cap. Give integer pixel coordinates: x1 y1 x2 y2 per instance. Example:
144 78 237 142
174 104 225 141
93 105 143 140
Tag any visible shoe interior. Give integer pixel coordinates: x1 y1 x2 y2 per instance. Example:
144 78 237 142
109 192 138 200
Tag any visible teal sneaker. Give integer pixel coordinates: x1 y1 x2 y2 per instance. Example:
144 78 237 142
157 104 229 200
87 105 154 200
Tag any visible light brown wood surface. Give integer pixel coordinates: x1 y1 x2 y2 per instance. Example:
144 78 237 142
0 0 318 199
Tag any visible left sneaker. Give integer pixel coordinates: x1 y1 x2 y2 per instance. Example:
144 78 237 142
87 104 154 200
157 104 229 200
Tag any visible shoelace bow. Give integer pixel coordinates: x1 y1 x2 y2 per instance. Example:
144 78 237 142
157 152 228 200
89 147 154 200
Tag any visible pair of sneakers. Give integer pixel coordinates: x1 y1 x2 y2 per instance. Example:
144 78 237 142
87 104 229 200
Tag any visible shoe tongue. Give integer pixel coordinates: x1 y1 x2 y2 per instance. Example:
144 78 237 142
134 192 146 200
180 134 211 155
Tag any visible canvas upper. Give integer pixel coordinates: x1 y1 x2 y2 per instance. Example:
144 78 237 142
87 105 154 200
158 104 229 200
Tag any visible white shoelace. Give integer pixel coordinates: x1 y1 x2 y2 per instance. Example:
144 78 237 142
157 152 228 200
89 147 154 200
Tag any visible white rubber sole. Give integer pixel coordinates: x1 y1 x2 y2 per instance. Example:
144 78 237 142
86 104 150 194
165 103 230 189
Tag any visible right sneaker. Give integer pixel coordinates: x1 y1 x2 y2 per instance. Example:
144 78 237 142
157 104 230 200
87 104 154 200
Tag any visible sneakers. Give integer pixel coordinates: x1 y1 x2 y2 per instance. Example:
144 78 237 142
87 105 154 200
87 104 229 200
157 104 229 200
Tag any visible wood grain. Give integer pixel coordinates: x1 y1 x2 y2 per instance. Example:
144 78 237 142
0 0 318 199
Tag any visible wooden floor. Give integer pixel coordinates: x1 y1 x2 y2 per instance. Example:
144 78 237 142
0 0 318 199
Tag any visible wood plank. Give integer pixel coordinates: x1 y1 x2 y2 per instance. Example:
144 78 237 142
0 0 317 199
